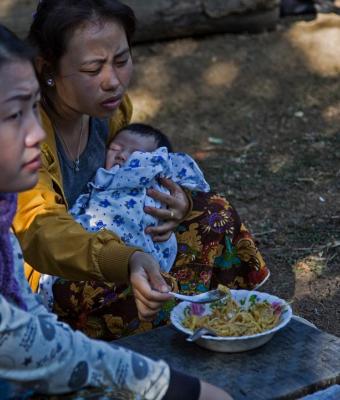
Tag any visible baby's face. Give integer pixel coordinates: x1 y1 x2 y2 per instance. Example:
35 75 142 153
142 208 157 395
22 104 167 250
106 129 158 169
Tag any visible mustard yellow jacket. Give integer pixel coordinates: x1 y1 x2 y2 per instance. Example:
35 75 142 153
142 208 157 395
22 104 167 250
13 95 138 292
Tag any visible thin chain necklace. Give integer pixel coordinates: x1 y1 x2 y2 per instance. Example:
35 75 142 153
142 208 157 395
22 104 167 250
54 118 84 172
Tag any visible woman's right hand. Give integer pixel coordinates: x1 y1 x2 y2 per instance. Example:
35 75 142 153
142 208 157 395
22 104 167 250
199 381 234 400
129 251 173 321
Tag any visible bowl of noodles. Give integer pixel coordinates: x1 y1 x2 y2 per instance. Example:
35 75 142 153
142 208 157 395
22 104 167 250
170 289 292 352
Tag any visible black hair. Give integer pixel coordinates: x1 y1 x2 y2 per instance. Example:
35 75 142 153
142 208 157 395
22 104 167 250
0 24 35 68
118 123 174 152
28 0 136 73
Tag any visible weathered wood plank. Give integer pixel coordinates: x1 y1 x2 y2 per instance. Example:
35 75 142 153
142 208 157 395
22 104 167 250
117 319 340 400
300 385 340 400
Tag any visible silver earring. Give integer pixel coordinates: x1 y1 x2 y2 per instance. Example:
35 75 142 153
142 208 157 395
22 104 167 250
46 78 55 87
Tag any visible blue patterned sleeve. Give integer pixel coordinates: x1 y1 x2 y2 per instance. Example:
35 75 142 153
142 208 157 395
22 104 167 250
0 235 170 399
169 152 210 192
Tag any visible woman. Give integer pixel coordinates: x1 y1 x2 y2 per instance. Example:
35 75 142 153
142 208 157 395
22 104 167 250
0 23 231 400
14 0 269 339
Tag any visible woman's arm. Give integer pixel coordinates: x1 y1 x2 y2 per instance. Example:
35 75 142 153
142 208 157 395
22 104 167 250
14 163 172 319
13 165 172 318
13 170 137 284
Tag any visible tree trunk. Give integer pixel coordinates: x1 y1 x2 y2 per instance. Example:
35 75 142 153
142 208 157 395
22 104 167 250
125 0 280 43
0 0 280 41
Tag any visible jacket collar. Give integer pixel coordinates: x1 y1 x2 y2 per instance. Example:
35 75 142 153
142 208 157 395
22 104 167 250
39 106 63 181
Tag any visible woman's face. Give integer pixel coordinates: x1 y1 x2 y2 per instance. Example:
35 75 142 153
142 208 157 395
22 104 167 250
0 61 45 192
53 19 133 118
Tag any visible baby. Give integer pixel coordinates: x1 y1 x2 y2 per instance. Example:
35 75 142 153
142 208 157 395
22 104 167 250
39 123 210 308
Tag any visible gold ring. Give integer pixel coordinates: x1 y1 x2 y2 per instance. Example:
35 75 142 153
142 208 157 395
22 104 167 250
170 211 174 218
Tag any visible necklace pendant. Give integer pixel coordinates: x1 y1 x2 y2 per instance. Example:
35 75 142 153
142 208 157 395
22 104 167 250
74 159 80 172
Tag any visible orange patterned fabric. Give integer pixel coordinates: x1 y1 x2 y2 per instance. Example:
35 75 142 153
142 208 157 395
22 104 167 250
52 191 269 341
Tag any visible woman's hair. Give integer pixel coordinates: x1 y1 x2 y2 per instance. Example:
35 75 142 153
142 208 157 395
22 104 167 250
28 0 136 72
119 123 174 152
0 24 35 68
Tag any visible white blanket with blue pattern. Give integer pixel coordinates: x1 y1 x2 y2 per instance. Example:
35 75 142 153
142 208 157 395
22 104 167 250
71 147 210 271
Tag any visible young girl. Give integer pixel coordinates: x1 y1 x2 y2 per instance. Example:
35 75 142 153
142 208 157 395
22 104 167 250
0 24 231 400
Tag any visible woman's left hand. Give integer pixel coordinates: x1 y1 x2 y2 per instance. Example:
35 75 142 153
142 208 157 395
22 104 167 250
144 177 190 242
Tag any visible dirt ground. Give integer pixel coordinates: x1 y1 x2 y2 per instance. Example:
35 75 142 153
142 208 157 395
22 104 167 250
129 12 340 337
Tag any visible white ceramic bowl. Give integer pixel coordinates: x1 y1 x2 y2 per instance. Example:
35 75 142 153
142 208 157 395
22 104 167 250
170 290 292 353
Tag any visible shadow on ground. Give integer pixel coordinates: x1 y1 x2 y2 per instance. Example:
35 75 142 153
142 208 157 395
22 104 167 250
130 13 340 336
1 1 338 336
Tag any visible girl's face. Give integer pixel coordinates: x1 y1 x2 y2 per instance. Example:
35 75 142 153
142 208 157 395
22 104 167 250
52 19 133 118
0 61 45 192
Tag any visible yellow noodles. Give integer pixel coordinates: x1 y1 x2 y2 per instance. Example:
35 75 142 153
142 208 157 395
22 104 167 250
182 288 281 337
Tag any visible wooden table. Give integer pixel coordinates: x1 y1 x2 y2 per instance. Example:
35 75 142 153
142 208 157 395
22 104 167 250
117 319 340 400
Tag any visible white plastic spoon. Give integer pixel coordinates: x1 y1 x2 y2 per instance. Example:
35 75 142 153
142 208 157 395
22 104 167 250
169 289 227 303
